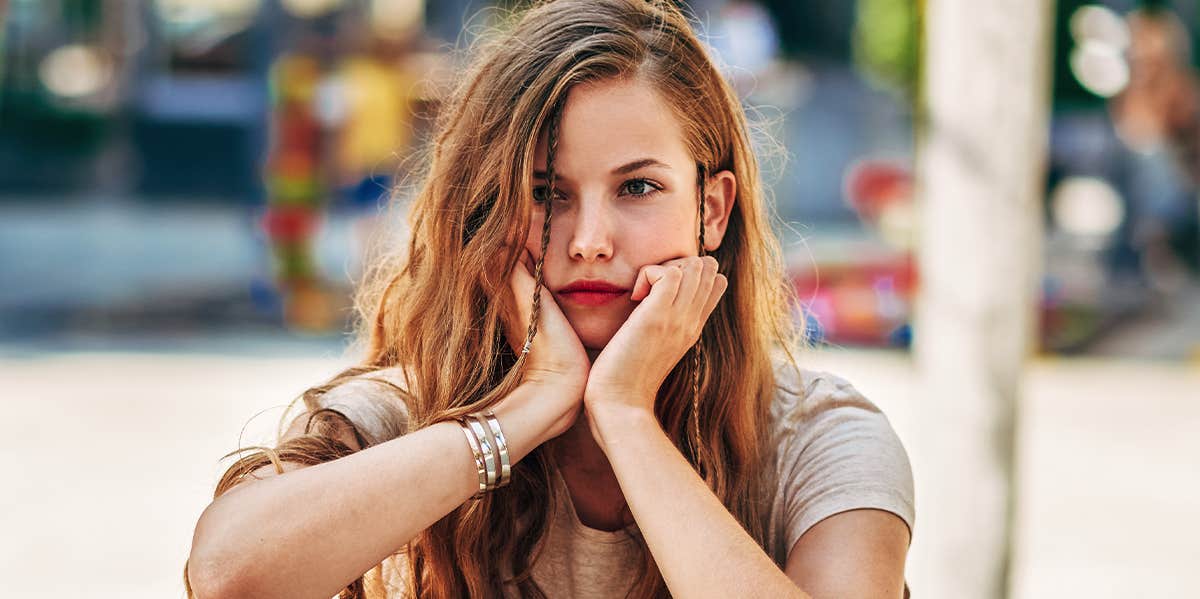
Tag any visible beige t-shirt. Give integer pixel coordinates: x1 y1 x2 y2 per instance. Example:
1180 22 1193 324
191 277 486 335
317 361 915 597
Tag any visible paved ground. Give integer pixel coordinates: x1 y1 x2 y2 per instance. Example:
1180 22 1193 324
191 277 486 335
804 350 1200 599
1 344 1196 598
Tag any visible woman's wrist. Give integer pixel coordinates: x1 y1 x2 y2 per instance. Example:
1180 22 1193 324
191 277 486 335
584 400 660 455
492 379 583 462
520 368 588 397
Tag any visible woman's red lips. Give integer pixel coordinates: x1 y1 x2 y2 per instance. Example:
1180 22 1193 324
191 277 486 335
558 279 629 306
560 280 628 293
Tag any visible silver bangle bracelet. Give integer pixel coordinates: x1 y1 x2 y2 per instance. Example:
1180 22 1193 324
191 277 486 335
482 410 511 488
472 412 505 488
466 416 498 489
456 419 487 498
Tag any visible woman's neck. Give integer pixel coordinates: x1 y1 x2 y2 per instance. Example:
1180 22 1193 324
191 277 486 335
549 349 633 530
564 347 609 473
552 408 612 475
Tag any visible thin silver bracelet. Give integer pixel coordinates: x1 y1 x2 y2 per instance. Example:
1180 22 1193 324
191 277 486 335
466 416 498 489
456 419 487 498
482 410 511 487
471 413 504 488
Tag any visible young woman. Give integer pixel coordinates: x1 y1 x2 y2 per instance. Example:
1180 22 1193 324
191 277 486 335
185 1 914 597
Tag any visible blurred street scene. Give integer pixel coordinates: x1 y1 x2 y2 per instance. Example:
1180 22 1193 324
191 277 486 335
3 0 1198 356
1 1 1197 598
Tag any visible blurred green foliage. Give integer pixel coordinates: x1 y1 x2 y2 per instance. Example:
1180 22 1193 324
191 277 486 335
853 0 921 97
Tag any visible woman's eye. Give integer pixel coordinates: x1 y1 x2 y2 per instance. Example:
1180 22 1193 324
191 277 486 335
621 178 661 197
531 187 560 204
534 179 660 203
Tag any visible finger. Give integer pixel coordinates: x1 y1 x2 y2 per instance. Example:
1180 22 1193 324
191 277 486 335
672 257 705 309
630 264 658 301
504 269 531 350
632 256 689 301
631 264 681 304
688 256 719 319
508 249 534 300
700 272 728 321
505 249 542 342
650 266 684 308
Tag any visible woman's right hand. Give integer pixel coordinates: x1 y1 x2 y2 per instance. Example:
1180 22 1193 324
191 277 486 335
497 248 590 442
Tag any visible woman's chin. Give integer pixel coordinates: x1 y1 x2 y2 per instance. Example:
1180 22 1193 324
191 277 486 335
570 322 619 353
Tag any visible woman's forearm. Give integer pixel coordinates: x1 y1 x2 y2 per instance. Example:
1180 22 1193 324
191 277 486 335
187 380 560 599
590 403 811 599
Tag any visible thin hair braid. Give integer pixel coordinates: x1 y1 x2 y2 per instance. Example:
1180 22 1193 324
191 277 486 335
522 100 564 360
691 164 707 473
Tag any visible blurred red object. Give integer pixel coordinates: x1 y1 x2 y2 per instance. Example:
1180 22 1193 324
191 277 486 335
261 206 320 242
788 234 918 346
844 159 913 223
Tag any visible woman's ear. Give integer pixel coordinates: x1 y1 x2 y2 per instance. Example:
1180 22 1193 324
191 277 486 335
702 169 737 252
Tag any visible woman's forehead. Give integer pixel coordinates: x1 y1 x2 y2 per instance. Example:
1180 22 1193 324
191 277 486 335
533 77 693 175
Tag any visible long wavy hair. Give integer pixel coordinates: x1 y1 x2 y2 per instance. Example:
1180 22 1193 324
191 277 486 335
186 1 806 597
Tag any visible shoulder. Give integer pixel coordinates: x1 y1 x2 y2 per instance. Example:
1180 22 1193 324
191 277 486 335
310 366 413 447
212 366 414 499
769 360 902 455
769 360 883 427
768 358 915 552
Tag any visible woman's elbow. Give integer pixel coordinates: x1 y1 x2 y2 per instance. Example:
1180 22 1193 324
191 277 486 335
186 552 248 599
186 506 258 599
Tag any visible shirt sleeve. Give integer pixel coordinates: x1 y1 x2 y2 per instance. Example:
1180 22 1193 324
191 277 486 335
315 366 412 447
777 370 915 555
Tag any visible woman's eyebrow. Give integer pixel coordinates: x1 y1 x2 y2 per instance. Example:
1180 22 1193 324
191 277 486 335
533 157 671 179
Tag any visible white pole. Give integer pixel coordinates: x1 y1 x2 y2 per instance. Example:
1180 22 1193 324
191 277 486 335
912 0 1055 597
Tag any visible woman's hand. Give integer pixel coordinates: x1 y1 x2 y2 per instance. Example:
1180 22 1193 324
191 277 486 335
498 248 590 442
583 255 727 444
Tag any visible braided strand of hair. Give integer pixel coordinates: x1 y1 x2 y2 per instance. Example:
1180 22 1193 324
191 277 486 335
691 164 707 474
520 99 564 363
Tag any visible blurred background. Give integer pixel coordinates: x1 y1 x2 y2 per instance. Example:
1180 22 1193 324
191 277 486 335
1 1 1196 598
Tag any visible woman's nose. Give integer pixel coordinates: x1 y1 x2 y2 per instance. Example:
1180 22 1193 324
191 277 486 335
567 201 613 262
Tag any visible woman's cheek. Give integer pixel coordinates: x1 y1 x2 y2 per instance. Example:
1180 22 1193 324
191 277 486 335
528 214 561 256
625 217 689 261
523 228 545 261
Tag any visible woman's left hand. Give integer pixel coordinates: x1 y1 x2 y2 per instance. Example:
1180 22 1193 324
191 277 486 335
583 255 727 440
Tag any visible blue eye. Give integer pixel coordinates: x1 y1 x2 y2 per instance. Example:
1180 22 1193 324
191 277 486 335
621 178 662 197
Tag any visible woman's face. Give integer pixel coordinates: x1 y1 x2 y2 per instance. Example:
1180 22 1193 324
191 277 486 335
525 76 734 355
